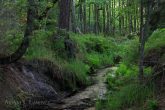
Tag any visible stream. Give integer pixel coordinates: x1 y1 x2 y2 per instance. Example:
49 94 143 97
48 67 114 110
0 60 115 110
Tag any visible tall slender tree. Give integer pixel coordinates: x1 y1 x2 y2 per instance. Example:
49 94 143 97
58 0 71 30
0 0 37 64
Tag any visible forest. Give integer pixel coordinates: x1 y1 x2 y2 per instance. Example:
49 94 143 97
0 0 164 110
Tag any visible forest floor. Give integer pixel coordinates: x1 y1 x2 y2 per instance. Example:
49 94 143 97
48 67 115 110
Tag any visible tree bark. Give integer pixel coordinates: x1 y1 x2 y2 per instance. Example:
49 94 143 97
103 4 106 35
83 0 87 33
58 0 71 30
88 3 91 32
70 0 77 32
94 3 99 34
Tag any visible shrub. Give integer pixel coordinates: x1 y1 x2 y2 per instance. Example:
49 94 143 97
99 54 114 66
71 33 117 55
25 29 55 60
85 53 114 68
118 38 139 65
85 53 101 68
106 73 120 90
62 60 90 89
116 63 138 77
106 64 138 90
115 63 152 79
145 99 158 110
117 28 165 66
105 84 154 110
106 63 153 91
51 36 66 58
145 28 165 53
3 30 23 54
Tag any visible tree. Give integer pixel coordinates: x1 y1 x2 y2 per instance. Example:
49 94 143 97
58 0 71 30
0 0 59 65
0 0 36 65
70 0 77 32
138 0 144 82
138 0 159 83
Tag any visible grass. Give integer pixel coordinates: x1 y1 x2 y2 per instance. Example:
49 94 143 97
105 84 155 110
24 30 55 60
4 27 163 108
96 82 155 110
106 62 152 91
96 29 165 110
13 30 117 89
71 33 117 54
117 38 139 65
145 28 165 53
71 33 117 68
22 30 91 89
62 60 90 89
85 53 114 68
115 28 165 67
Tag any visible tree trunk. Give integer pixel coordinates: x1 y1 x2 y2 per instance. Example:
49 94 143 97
58 0 71 30
94 3 99 34
83 0 87 33
119 0 122 34
79 0 83 31
121 0 125 35
139 0 144 83
0 0 38 65
103 4 106 35
113 0 116 35
106 4 110 35
88 3 91 32
70 0 77 32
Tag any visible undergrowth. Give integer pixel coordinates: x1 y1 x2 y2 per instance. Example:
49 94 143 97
19 31 117 89
71 34 117 68
96 29 165 110
106 84 154 110
97 64 155 110
145 28 165 53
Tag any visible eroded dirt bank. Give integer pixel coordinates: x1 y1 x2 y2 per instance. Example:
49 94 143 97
48 67 114 110
0 59 113 110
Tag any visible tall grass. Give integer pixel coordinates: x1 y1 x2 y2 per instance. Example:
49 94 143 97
62 60 90 89
5 30 119 89
96 83 155 110
106 84 155 110
145 28 165 52
71 33 117 68
96 29 165 110
85 53 114 68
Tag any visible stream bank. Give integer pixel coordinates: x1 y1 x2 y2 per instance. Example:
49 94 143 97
0 59 114 110
48 67 114 110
